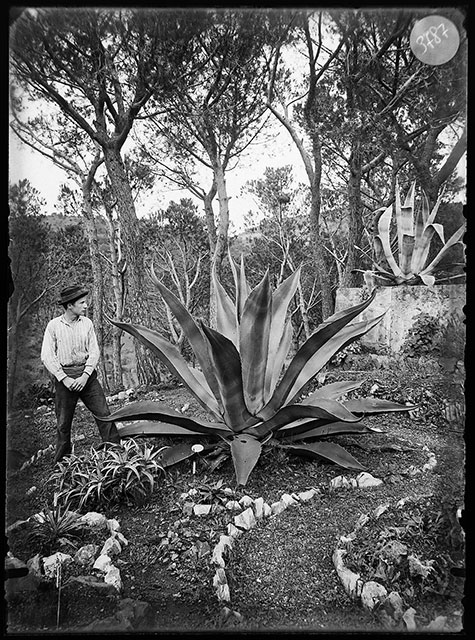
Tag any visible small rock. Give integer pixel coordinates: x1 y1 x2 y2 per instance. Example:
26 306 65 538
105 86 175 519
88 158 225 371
280 493 299 507
238 495 254 508
106 518 121 533
113 531 129 547
43 552 73 580
234 507 256 530
330 475 352 489
262 502 272 517
100 536 122 557
360 581 388 610
356 472 383 488
333 549 363 599
298 489 317 502
74 544 99 567
226 523 243 538
270 501 287 516
402 607 417 631
93 554 113 573
104 565 122 591
373 503 390 519
26 554 43 578
425 616 448 630
79 512 108 531
225 500 242 511
253 496 265 519
382 591 405 622
193 504 212 516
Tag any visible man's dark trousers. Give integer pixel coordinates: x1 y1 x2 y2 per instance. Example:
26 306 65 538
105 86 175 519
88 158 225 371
54 370 120 463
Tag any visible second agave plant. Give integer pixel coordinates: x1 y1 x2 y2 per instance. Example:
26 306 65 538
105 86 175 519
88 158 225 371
100 253 414 486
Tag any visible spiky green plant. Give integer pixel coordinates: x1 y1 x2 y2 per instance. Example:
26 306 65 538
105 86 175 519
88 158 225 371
102 254 413 486
360 181 465 287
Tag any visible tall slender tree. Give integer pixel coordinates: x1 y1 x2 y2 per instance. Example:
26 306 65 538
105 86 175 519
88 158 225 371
10 7 205 382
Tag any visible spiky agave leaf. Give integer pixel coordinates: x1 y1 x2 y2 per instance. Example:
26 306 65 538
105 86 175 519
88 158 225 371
376 203 403 278
200 323 258 431
264 269 301 401
99 401 230 436
260 291 381 415
151 269 224 411
239 271 272 414
110 321 222 419
281 442 365 470
228 250 250 323
230 434 262 486
246 399 361 438
396 180 415 266
279 422 375 441
419 225 465 278
214 268 238 346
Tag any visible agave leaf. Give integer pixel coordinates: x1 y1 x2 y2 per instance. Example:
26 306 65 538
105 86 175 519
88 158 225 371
400 235 415 276
282 442 365 470
419 225 465 277
228 251 250 322
117 421 204 437
267 319 293 400
424 190 444 227
214 270 238 346
264 269 300 400
200 322 257 431
411 224 436 274
98 401 230 436
159 443 197 468
373 236 385 267
230 434 262 486
263 291 380 414
414 200 425 244
376 204 403 277
239 271 272 414
281 422 373 441
251 400 360 438
111 320 222 419
421 191 430 224
287 313 386 405
150 273 223 411
301 380 363 404
343 397 416 414
396 182 416 262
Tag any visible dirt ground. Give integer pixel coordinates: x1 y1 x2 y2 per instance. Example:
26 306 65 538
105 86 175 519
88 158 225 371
4 357 467 634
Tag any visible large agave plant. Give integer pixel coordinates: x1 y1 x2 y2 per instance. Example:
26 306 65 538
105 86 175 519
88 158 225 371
360 181 465 287
101 254 413 486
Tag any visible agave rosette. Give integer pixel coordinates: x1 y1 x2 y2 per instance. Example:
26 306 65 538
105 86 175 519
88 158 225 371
103 253 413 485
364 181 465 287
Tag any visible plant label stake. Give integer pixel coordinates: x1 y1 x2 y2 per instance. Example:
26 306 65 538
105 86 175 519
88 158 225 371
191 444 204 475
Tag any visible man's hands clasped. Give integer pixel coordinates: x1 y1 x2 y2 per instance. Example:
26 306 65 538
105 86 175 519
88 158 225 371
63 373 89 392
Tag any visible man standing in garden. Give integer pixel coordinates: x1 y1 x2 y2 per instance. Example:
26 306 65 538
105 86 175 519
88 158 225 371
41 284 121 464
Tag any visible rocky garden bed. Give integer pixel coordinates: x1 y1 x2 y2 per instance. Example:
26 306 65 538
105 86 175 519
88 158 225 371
4 357 466 633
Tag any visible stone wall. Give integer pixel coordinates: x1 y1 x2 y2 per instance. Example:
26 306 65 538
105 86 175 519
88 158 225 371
334 285 466 354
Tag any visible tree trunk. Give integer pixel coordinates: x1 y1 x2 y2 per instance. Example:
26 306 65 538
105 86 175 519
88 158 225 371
342 140 364 288
209 161 230 328
82 179 109 390
7 307 20 410
103 146 160 385
104 204 125 390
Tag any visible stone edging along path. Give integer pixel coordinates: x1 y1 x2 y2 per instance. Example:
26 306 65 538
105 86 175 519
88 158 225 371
179 446 441 628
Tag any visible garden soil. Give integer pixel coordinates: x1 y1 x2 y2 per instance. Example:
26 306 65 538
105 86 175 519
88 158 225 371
4 358 467 634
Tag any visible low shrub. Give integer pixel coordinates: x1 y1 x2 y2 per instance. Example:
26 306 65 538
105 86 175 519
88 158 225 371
49 440 166 511
25 505 86 556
